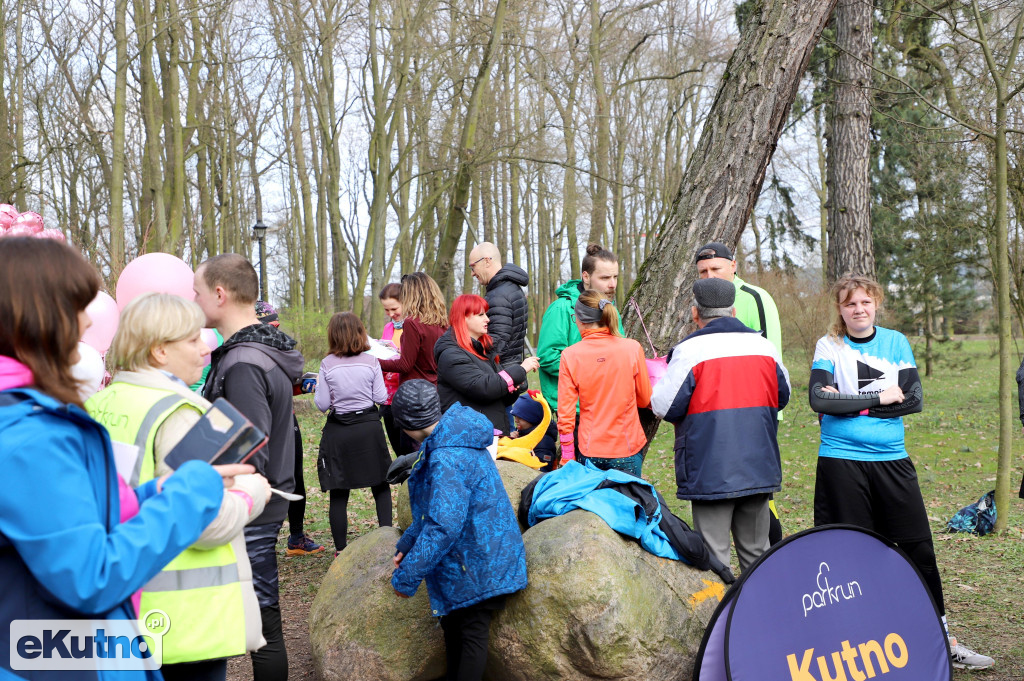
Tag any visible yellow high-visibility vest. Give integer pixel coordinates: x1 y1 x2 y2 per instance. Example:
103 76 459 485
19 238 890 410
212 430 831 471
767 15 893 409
87 382 248 664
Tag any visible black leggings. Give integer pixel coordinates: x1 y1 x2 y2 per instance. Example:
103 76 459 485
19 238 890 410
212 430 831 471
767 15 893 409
288 415 306 537
329 484 392 550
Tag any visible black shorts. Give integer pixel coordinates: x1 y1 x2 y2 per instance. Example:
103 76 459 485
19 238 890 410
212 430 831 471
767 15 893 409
814 456 932 543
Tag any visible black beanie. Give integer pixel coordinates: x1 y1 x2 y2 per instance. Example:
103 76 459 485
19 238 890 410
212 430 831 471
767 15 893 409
391 379 442 430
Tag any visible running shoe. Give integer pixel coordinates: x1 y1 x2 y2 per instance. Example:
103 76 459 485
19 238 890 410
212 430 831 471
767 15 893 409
948 636 994 670
286 533 326 556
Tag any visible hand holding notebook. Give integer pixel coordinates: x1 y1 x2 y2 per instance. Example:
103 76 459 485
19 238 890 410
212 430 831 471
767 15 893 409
163 398 269 470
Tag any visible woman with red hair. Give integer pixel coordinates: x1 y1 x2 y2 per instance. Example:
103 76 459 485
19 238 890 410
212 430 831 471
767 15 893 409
433 294 539 435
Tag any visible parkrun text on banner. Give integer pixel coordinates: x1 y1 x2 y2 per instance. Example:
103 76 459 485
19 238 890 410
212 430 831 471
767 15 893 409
9 609 170 672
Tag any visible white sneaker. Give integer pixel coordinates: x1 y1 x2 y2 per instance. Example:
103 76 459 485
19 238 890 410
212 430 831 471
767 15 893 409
948 636 995 670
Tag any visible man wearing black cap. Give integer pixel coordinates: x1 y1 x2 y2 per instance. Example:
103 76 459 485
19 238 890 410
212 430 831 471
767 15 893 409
650 279 790 572
389 380 528 681
695 241 785 545
694 242 782 358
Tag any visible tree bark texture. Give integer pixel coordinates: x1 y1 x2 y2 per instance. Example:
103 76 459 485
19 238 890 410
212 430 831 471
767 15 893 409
826 0 874 282
626 0 838 353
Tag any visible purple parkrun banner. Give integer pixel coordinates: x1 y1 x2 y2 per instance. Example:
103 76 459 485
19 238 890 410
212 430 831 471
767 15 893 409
695 525 952 681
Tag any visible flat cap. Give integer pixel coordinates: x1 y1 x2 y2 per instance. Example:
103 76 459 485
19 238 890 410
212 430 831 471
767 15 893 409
693 277 736 309
391 379 442 430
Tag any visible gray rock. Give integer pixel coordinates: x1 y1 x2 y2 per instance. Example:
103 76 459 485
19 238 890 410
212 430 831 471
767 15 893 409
309 526 444 681
396 483 413 531
485 510 725 681
315 467 722 681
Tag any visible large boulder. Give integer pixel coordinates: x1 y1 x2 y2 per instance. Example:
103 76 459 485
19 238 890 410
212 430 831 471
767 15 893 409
395 458 541 531
486 510 725 681
309 526 444 681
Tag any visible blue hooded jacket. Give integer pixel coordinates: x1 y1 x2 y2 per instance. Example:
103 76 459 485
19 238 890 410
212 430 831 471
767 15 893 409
0 389 224 680
391 404 527 616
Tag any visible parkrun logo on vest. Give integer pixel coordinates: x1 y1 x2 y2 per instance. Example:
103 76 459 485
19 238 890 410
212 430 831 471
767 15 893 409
802 561 863 618
10 609 170 671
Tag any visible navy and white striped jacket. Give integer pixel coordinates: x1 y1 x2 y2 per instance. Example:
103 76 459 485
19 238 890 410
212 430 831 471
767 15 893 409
651 316 790 501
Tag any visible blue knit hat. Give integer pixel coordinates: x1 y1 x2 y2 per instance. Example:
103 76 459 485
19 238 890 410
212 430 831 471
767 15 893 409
509 394 543 426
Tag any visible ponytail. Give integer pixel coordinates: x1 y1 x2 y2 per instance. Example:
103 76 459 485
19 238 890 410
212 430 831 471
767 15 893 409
576 290 622 336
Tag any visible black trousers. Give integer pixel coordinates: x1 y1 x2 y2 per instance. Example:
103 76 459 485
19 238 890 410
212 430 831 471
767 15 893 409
159 658 227 681
288 414 306 537
439 597 504 681
244 523 288 680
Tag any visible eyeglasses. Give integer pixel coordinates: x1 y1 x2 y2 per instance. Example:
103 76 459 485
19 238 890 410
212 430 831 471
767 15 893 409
468 257 489 270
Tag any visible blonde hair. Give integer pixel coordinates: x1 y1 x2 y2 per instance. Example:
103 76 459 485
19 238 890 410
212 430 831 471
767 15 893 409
577 290 622 336
400 272 449 327
829 274 885 340
108 293 206 371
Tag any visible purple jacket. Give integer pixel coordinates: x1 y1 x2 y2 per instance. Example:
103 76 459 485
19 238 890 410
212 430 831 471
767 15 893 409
315 352 387 414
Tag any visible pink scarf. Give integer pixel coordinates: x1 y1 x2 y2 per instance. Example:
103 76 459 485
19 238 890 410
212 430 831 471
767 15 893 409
0 356 33 391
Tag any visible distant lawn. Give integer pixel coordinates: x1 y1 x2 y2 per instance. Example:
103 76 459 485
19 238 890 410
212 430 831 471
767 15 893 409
285 335 1024 679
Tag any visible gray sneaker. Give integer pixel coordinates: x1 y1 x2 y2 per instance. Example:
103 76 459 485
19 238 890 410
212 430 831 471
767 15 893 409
949 637 994 670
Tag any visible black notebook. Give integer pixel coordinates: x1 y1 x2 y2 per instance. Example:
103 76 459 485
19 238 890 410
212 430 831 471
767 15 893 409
164 398 268 470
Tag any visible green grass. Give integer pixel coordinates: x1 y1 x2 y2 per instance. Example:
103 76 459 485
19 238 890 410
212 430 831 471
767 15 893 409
279 337 1024 679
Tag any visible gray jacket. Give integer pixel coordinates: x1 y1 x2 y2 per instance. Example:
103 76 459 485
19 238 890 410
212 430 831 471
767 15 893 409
204 323 305 525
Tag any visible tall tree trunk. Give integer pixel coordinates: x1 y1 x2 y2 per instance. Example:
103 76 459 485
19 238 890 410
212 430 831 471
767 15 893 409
134 0 167 251
431 0 509 296
815 104 828 285
12 0 27 209
826 0 874 281
588 0 610 247
0 0 16 201
108 0 129 272
560 92 581 276
627 0 839 354
159 0 186 252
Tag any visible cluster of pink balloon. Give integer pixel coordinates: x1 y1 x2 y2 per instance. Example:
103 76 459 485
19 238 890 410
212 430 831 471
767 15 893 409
1 206 221 394
0 204 65 241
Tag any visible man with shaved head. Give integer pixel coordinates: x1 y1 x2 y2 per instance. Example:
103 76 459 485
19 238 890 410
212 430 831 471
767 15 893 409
468 242 531 418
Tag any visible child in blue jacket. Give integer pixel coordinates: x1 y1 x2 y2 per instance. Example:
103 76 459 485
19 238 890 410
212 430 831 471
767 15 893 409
389 380 527 681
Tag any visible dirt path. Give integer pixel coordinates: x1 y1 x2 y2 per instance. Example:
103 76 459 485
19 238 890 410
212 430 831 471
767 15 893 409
228 542 333 681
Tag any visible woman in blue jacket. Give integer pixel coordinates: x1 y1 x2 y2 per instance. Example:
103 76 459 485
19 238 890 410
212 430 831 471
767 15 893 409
0 237 242 681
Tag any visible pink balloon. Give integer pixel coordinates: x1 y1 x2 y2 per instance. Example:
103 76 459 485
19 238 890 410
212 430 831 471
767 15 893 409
200 328 220 367
37 228 66 241
81 291 119 354
5 225 41 238
115 253 195 311
0 204 18 230
11 212 43 233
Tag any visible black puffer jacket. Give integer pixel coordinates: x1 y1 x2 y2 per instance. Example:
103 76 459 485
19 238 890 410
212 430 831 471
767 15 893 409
434 327 527 436
485 264 529 366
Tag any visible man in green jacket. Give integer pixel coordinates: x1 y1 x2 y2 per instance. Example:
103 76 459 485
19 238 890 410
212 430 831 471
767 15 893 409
695 241 785 544
537 244 620 415
694 242 782 356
